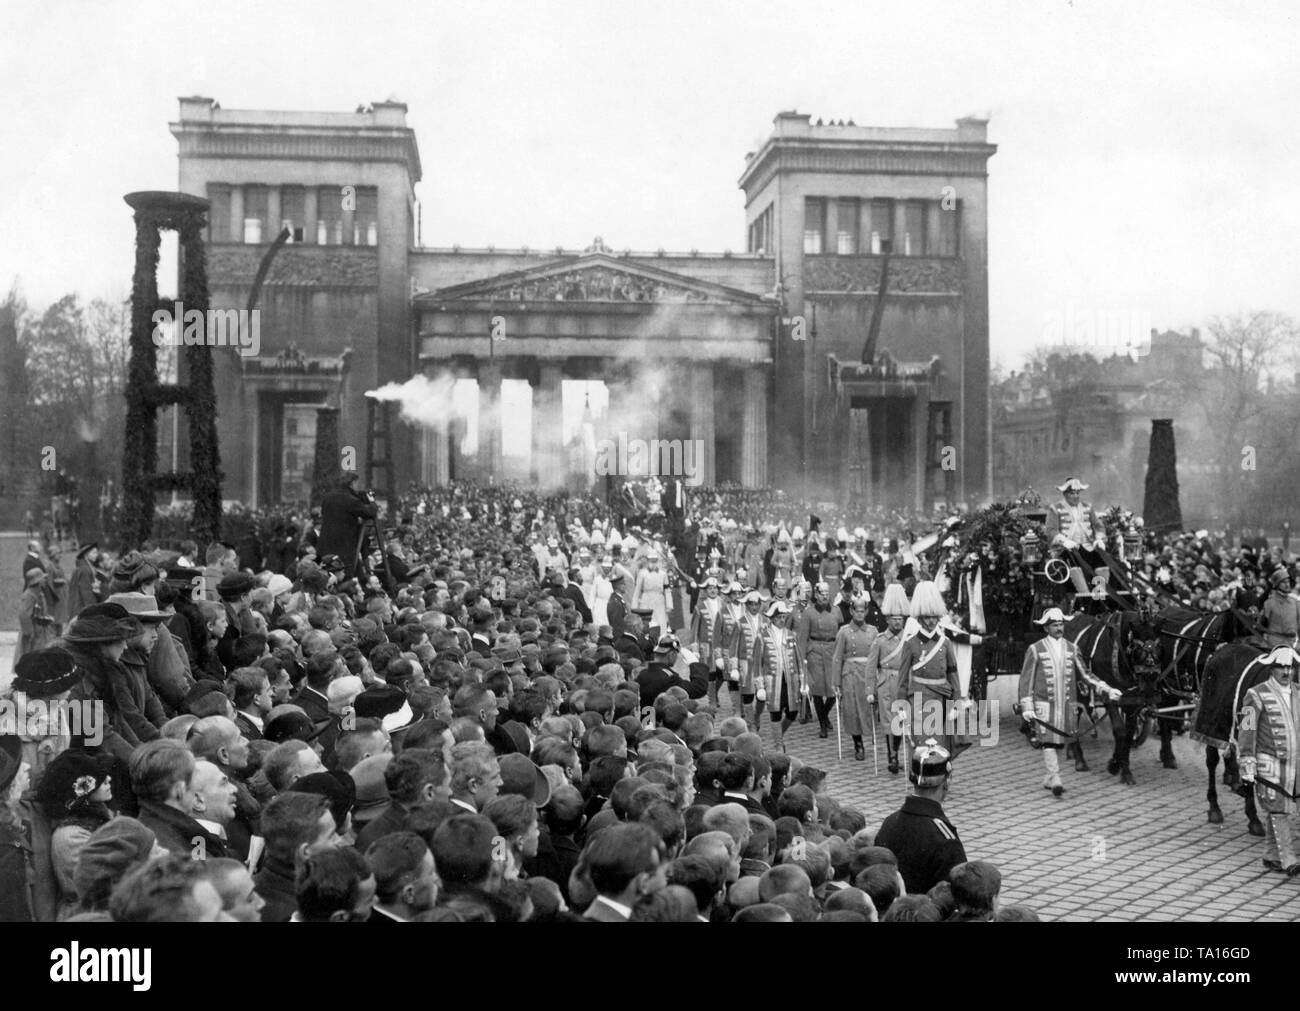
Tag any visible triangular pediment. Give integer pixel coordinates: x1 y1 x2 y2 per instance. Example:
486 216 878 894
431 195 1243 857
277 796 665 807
417 253 768 306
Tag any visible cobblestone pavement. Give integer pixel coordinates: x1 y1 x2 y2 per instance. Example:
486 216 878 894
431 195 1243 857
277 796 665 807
718 688 1298 922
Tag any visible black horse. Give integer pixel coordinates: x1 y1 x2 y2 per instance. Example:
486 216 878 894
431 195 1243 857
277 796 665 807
1149 608 1255 769
1063 610 1163 785
1189 641 1266 836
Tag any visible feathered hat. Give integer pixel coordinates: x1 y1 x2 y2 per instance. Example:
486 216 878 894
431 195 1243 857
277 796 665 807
909 580 947 619
881 582 910 617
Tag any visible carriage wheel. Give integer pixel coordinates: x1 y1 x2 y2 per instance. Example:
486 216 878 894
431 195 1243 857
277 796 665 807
1133 715 1153 747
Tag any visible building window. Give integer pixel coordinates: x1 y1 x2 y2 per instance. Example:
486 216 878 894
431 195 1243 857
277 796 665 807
865 198 893 254
803 198 825 255
207 185 232 243
243 185 268 244
900 200 926 256
836 199 858 254
355 186 379 246
280 186 306 243
317 186 343 245
747 205 773 254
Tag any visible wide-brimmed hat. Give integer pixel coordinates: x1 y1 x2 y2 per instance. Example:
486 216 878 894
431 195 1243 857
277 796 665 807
1034 607 1067 625
1057 478 1089 493
105 593 170 621
499 753 551 806
64 605 142 644
1263 646 1300 668
13 647 83 697
1269 568 1292 588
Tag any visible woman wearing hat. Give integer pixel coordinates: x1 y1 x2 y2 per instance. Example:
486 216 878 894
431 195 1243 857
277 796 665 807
17 567 55 660
631 549 669 632
35 750 117 919
4 647 87 786
66 543 103 619
0 737 34 921
1258 568 1300 649
64 605 162 764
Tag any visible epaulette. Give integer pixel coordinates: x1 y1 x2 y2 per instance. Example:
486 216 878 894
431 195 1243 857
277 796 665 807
933 818 957 841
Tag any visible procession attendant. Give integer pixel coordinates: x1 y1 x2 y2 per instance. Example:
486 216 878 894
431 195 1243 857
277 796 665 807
771 528 796 587
735 591 767 732
829 595 878 762
759 601 805 753
712 582 747 705
690 577 724 706
1046 478 1107 573
1238 646 1300 875
1258 568 1300 648
1018 607 1120 798
896 582 965 757
632 550 670 631
865 583 911 773
795 582 842 740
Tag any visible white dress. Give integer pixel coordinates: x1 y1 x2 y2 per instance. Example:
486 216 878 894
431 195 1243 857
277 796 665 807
633 567 670 630
591 573 614 629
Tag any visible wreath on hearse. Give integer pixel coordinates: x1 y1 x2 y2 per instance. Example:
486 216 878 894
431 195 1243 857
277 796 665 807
940 501 1043 619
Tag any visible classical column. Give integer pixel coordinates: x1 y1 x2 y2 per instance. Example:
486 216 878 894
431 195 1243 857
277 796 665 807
741 366 768 488
689 364 716 486
303 188 318 245
229 186 244 244
478 361 503 480
267 187 281 239
533 362 565 489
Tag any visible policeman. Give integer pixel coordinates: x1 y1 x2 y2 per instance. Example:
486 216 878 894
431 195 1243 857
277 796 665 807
874 738 967 894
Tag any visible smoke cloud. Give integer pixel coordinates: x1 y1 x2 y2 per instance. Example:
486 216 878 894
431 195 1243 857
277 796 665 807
366 373 459 430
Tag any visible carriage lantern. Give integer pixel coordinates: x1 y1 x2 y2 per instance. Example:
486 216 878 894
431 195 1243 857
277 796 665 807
1019 529 1042 566
1122 528 1142 562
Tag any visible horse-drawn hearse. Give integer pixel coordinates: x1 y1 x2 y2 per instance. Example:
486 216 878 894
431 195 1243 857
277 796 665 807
925 494 1266 834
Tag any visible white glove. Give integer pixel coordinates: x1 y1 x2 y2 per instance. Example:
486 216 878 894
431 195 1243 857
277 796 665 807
969 634 984 646
1062 538 1078 551
1022 708 1036 724
729 667 740 683
1108 688 1122 702
714 657 726 672
756 685 767 702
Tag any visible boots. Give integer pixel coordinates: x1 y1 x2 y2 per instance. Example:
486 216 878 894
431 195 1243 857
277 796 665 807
887 735 901 774
852 735 865 761
707 682 720 710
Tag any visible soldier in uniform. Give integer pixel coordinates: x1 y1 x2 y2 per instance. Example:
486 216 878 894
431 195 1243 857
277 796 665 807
866 583 910 773
1239 645 1300 874
607 572 629 638
874 738 967 894
797 582 842 739
819 533 845 588
830 595 878 761
690 577 724 707
758 601 806 753
896 581 965 757
1018 607 1120 797
1258 568 1300 648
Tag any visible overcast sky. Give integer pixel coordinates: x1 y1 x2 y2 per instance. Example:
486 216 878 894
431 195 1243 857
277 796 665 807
2 0 1296 367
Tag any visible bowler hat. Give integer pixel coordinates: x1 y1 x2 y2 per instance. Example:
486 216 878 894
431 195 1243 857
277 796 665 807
499 753 551 806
